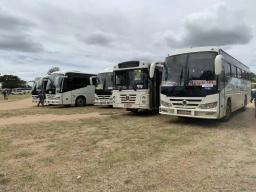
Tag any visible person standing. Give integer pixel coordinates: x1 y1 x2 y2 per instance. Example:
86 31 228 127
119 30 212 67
251 90 256 118
37 91 45 107
2 89 8 100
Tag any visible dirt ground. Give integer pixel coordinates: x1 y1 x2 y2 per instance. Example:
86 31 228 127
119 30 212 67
0 97 256 192
0 97 32 110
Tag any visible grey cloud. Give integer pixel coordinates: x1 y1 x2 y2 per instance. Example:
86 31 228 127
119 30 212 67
183 22 253 47
163 3 254 48
0 34 43 52
0 9 32 31
0 7 43 53
80 31 115 46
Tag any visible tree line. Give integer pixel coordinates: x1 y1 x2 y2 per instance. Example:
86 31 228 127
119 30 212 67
0 75 28 89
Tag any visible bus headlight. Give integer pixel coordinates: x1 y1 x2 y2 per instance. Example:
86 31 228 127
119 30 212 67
95 94 99 100
112 96 115 103
199 102 218 109
141 95 147 104
161 101 172 107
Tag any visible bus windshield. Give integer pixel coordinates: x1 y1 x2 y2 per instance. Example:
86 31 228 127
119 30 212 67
46 74 63 93
114 68 148 90
162 52 217 97
96 72 113 95
96 73 113 91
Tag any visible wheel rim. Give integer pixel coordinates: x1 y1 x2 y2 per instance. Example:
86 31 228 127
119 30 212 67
77 98 84 106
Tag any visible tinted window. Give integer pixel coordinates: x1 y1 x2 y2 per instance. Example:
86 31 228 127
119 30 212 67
237 68 242 78
231 65 237 77
224 63 231 76
62 78 73 92
73 78 90 89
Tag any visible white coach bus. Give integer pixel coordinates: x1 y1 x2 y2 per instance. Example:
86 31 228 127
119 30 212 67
95 72 114 106
45 71 96 106
31 75 49 103
112 61 164 112
160 47 251 120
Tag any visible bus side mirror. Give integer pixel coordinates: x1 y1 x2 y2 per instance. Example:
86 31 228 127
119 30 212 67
149 62 156 78
215 55 223 76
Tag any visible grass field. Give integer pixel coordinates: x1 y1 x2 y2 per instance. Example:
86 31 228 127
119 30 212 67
0 96 256 192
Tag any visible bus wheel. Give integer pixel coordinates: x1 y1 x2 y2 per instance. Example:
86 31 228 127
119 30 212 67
242 96 247 111
223 100 231 122
76 97 86 107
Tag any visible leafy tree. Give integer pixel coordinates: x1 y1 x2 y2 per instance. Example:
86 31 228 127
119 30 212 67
0 75 27 89
47 67 60 75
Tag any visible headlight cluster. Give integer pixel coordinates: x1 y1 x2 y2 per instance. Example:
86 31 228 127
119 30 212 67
112 96 115 103
141 95 147 105
161 101 172 107
199 102 218 109
54 96 61 100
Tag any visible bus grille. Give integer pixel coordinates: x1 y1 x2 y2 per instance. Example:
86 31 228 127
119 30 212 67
120 94 137 103
170 98 202 109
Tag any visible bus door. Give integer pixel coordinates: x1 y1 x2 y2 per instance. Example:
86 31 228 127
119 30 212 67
62 77 72 105
150 69 162 109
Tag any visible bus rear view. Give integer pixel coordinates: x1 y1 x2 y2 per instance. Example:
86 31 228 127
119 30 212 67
160 47 251 120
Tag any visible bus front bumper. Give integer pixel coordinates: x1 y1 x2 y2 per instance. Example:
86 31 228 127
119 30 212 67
46 99 62 105
159 106 218 119
95 99 113 106
113 103 149 110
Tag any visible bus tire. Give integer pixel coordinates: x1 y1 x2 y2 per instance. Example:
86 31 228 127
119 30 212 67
242 95 247 111
75 96 86 107
223 99 231 122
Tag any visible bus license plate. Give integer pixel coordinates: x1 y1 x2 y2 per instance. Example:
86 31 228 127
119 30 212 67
177 110 191 115
125 103 132 108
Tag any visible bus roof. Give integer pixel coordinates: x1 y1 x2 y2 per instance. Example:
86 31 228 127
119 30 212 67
114 61 152 71
168 47 249 71
50 71 96 76
168 47 220 56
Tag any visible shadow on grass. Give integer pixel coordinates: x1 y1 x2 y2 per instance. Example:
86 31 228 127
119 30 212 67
166 107 251 129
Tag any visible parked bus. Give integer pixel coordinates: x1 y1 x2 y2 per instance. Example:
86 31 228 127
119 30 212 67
45 71 96 106
252 83 256 91
160 47 251 120
95 72 114 106
31 75 49 103
112 61 164 112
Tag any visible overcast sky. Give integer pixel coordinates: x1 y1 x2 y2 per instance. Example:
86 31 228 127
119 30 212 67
0 0 255 80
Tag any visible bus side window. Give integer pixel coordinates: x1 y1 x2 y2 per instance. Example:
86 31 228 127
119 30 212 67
73 78 90 89
224 63 231 76
237 68 242 79
62 78 73 92
92 77 97 86
231 65 237 78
